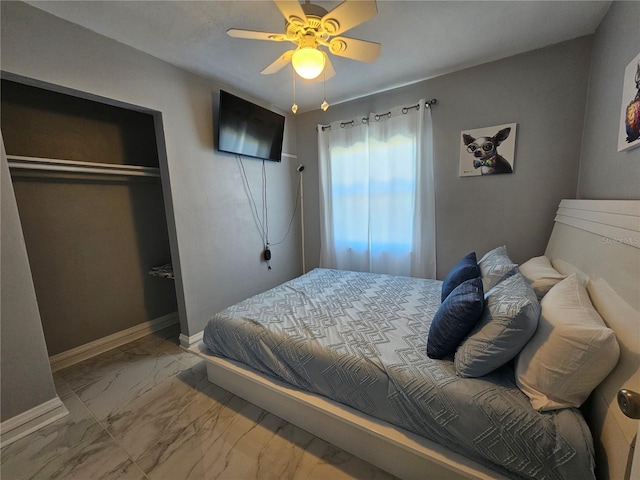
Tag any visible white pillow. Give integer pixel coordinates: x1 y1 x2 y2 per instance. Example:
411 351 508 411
515 274 620 411
518 255 566 299
550 258 589 286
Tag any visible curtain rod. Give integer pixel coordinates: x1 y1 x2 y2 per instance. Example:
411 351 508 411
318 98 437 132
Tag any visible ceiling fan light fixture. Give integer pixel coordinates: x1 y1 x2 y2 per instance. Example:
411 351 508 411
291 46 325 80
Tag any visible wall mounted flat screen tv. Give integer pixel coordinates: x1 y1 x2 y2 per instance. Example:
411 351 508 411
218 90 285 162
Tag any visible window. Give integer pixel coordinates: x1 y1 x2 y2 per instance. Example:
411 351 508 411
318 101 436 278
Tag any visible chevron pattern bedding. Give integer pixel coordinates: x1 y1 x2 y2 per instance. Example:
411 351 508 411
203 268 595 480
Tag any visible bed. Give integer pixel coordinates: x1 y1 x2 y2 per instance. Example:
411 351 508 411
189 199 639 480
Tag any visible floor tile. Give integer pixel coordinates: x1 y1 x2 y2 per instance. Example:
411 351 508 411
2 327 397 480
1 390 145 480
69 353 188 424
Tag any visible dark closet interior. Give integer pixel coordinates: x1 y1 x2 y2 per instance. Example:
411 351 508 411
1 79 177 356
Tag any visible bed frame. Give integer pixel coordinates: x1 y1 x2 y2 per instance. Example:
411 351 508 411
190 199 639 480
545 199 639 480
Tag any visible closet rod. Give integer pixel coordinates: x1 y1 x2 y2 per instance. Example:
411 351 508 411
7 155 161 178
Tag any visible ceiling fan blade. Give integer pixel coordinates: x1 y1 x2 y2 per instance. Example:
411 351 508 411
273 1 307 26
261 50 295 75
227 28 288 42
315 53 335 81
321 0 377 36
329 37 381 62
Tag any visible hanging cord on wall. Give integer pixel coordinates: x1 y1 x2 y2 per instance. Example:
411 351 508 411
262 160 304 270
262 159 272 270
237 155 266 248
237 155 301 270
268 169 301 248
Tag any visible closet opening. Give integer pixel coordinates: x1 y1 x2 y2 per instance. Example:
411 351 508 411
1 76 180 369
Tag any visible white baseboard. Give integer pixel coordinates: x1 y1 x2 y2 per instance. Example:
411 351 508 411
49 312 179 372
179 330 203 348
0 396 69 448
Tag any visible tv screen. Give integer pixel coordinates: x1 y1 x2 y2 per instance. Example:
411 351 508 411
218 90 285 162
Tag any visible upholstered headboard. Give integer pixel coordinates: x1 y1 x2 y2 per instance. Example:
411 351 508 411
544 199 640 480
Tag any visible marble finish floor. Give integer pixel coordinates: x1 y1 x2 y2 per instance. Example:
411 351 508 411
1 326 397 480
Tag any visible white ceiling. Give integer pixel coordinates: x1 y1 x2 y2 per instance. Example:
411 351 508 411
26 1 611 113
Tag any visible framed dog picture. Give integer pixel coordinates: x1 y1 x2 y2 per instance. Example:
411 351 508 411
459 123 517 177
617 52 640 152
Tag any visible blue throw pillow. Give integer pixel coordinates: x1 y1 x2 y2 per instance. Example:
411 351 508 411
441 252 479 302
427 277 484 359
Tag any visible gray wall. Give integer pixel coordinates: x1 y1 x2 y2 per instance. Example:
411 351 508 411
0 1 301 344
296 37 593 277
0 0 634 433
0 0 300 422
578 0 640 198
3 80 177 355
1 138 57 421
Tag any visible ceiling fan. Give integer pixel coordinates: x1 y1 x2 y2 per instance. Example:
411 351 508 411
227 0 381 81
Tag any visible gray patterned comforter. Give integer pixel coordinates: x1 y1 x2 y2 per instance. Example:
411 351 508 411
203 268 595 480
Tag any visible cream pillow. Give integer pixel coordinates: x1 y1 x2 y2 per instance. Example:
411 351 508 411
518 255 566 299
515 274 620 411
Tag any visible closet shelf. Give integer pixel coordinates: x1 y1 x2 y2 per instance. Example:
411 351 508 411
7 155 161 178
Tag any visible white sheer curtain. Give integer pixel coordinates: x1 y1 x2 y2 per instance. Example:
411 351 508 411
318 100 436 278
